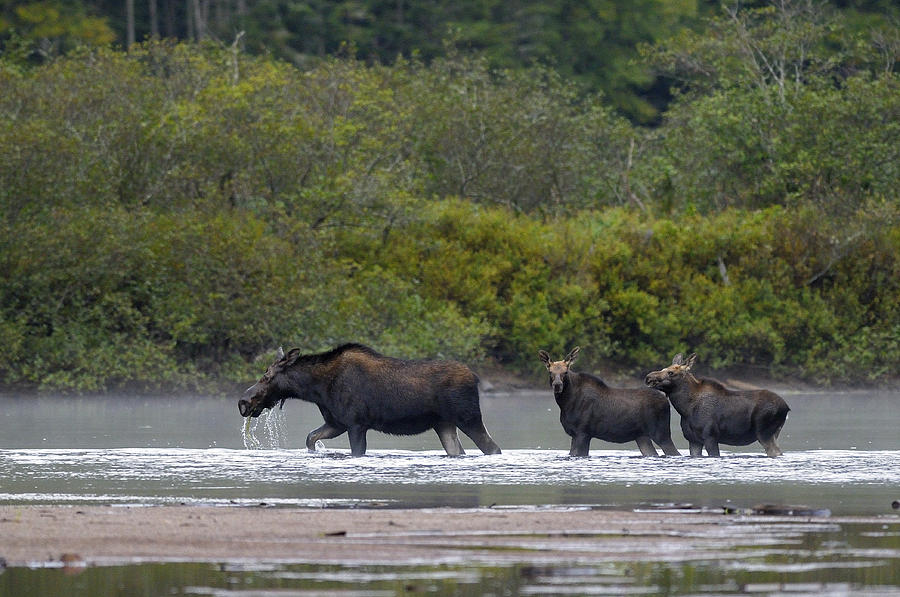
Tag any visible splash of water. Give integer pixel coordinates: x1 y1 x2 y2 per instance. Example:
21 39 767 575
263 406 287 448
241 417 261 449
241 408 287 450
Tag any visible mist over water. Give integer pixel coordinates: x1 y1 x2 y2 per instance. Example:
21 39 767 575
0 389 898 514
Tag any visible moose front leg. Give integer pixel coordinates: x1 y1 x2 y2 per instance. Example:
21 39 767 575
306 423 346 451
703 437 721 457
635 436 659 457
348 426 368 457
569 434 591 457
435 422 466 456
688 441 704 457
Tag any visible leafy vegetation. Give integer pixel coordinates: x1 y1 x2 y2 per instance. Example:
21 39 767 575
0 1 897 390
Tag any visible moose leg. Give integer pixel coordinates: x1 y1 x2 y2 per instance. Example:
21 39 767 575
305 423 346 451
635 436 659 457
348 426 368 457
656 438 681 456
435 423 466 456
703 438 721 457
688 441 704 457
458 420 502 455
569 434 591 457
758 435 783 458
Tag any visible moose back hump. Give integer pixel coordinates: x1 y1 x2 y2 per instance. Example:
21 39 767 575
238 344 502 457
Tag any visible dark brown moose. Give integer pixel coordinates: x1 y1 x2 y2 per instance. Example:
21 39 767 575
644 353 790 457
238 344 502 457
538 347 680 457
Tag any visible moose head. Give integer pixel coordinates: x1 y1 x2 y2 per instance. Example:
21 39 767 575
538 346 580 395
238 347 300 418
644 353 698 392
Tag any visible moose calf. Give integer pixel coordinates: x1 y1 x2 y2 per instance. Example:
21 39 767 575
645 353 790 457
539 347 680 457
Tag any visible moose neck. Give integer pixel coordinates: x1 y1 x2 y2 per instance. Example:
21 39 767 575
666 374 700 414
553 374 576 408
277 366 319 404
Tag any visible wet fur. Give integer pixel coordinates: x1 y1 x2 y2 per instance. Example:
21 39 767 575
240 344 501 457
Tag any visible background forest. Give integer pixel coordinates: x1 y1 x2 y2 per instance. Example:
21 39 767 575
1 0 898 391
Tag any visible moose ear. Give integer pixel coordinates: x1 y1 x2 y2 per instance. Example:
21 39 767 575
685 353 697 369
276 346 285 360
672 353 684 366
564 346 580 365
538 350 552 367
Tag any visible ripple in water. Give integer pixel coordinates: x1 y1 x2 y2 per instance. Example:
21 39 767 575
1 447 898 513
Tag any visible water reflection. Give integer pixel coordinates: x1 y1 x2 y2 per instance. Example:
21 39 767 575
1 518 898 596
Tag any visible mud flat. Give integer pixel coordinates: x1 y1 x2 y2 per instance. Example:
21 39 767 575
1 505 897 568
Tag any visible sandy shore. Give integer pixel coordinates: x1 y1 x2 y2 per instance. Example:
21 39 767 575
2 505 895 568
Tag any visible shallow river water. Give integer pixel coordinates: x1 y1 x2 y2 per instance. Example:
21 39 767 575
1 388 898 595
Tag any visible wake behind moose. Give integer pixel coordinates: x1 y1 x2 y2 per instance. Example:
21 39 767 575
538 347 680 457
238 344 502 457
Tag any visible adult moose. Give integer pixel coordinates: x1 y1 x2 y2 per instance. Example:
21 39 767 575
538 347 680 457
645 353 790 457
238 344 502 457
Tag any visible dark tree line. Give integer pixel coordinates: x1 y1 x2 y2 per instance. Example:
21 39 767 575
4 0 897 121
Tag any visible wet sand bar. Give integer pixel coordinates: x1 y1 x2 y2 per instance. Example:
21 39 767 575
1 505 896 568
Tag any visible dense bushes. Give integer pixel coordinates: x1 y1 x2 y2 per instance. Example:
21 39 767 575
0 205 490 390
0 30 898 390
369 202 900 381
3 198 897 391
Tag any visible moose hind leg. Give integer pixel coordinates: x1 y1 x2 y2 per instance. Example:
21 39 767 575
689 441 703 457
348 426 368 457
306 423 346 451
656 437 681 456
458 419 501 455
635 436 659 457
758 434 783 457
435 423 466 456
703 438 721 457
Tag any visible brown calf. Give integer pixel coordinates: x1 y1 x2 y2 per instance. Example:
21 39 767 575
539 347 680 457
645 353 790 457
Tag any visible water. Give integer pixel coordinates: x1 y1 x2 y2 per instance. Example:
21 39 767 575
1 389 898 596
0 389 897 514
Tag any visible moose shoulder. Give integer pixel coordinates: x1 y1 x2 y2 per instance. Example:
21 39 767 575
538 347 680 457
238 344 502 457
645 353 790 457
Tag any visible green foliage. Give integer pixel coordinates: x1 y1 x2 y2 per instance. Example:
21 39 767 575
0 36 898 390
0 1 114 63
369 202 900 382
641 1 900 216
0 204 489 390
